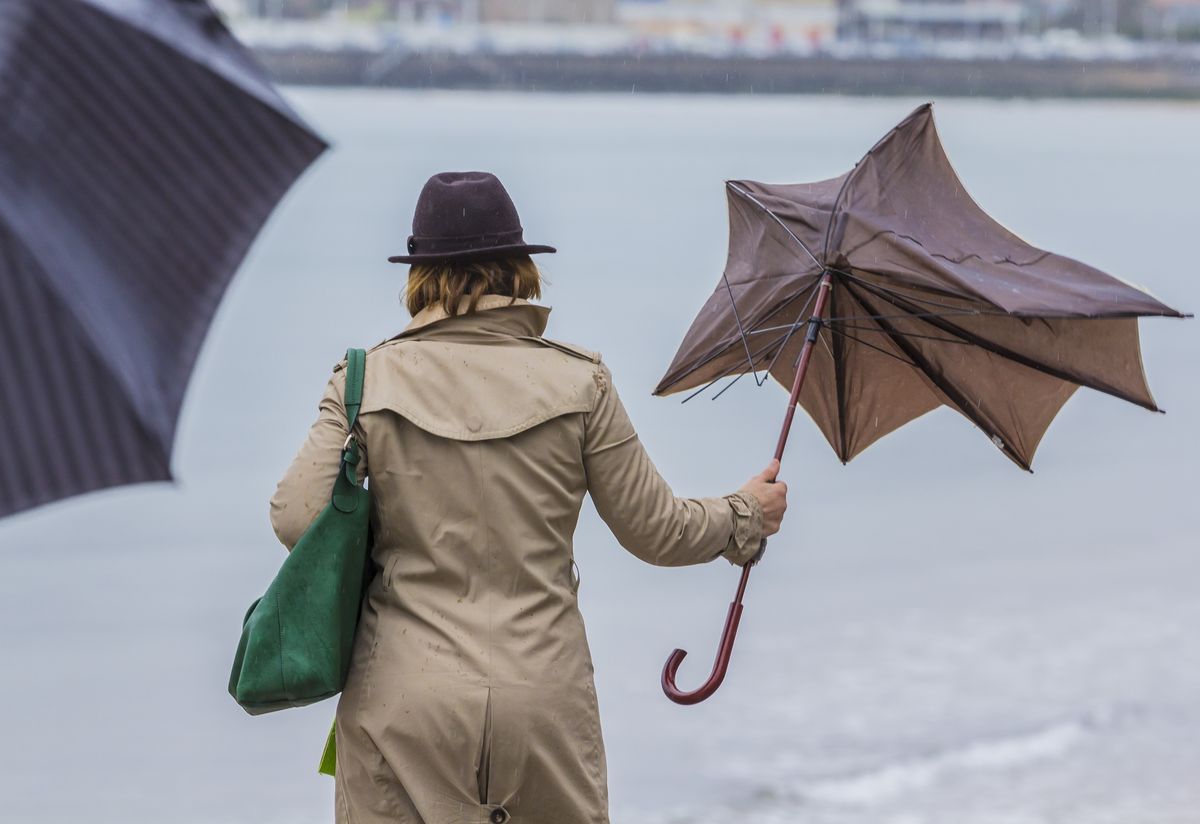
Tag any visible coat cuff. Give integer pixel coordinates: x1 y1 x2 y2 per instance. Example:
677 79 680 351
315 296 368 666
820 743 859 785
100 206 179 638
720 490 763 566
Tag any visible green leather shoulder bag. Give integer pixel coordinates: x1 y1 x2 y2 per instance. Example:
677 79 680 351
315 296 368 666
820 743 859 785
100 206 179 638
228 348 372 715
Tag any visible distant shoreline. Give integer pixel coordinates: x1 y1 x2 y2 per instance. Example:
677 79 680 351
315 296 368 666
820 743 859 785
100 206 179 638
255 49 1200 99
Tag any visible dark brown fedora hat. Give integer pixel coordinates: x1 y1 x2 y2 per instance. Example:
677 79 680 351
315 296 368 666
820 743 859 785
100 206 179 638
388 171 556 264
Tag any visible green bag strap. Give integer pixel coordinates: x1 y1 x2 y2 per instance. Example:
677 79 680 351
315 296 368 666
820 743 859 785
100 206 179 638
318 348 364 765
332 348 367 513
343 347 365 432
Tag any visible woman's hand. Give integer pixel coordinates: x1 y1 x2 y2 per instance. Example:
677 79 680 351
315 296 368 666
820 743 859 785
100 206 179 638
739 459 788 537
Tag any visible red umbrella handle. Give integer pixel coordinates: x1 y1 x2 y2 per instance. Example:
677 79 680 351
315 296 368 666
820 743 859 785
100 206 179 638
661 559 753 704
662 272 832 705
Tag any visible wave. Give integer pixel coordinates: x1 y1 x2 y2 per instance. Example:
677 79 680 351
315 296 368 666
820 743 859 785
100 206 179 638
796 714 1096 806
627 710 1125 823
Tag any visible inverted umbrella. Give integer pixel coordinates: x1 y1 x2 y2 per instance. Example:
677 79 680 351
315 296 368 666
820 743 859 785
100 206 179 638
0 0 326 518
656 103 1186 704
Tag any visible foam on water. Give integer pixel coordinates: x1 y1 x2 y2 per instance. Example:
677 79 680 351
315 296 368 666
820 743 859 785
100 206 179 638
796 716 1091 806
626 715 1093 822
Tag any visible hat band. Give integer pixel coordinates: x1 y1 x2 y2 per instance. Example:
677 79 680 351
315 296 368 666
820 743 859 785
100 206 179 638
408 228 525 255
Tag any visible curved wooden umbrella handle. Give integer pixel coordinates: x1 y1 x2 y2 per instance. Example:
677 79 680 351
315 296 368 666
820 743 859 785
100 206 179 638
661 560 753 705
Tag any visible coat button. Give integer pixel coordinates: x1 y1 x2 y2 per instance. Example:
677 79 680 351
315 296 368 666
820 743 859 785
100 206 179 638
489 807 509 824
466 414 482 433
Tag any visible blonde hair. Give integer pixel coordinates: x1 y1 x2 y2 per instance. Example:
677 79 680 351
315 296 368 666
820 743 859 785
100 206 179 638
405 255 542 318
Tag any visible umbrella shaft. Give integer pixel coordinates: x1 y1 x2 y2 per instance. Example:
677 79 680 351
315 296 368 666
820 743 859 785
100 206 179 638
773 271 833 463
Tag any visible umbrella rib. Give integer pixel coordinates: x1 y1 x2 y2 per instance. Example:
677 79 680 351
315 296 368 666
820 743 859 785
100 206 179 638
822 309 985 323
722 272 762 386
725 182 824 269
825 325 917 368
679 324 784 403
831 267 1001 315
849 277 1162 412
829 281 850 460
711 371 749 401
817 321 836 363
749 307 982 334
829 322 973 346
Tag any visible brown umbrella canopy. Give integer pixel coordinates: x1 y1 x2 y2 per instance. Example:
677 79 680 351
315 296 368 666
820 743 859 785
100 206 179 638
656 103 1185 471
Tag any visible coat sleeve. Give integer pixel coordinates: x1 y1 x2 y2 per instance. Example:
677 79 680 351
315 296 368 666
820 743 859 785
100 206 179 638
582 363 763 567
269 366 369 551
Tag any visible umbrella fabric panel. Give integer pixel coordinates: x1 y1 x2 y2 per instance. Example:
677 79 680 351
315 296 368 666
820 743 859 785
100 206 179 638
831 104 1179 319
843 281 1081 470
0 0 325 517
0 229 170 518
80 0 312 131
654 177 841 394
723 176 844 282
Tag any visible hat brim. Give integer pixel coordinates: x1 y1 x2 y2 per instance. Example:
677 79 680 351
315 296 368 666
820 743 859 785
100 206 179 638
388 243 557 264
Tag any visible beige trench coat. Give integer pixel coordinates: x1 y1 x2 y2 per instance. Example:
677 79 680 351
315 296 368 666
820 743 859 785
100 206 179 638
270 295 764 824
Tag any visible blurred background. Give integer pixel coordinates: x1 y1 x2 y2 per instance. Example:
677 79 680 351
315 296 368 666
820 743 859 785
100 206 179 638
219 0 1200 95
0 2 1196 823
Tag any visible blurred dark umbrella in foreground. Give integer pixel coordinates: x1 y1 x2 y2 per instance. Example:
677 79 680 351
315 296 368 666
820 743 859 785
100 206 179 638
655 103 1187 704
0 0 325 519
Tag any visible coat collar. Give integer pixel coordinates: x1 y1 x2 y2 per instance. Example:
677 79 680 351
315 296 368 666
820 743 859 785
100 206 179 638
393 294 551 342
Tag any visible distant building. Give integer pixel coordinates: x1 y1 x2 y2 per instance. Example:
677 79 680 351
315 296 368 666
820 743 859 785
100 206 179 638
232 0 616 24
479 0 617 23
837 0 1028 41
1030 0 1153 37
1147 0 1200 38
617 0 838 51
388 0 617 24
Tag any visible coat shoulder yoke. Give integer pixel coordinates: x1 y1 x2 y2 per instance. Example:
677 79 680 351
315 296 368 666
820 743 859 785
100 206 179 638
328 302 603 441
334 336 604 442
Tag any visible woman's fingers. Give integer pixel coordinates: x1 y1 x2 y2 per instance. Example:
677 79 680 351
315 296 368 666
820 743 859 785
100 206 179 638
739 460 788 537
754 458 781 484
761 480 787 536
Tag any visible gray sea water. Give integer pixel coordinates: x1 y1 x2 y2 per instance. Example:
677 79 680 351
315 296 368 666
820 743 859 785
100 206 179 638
1 90 1197 824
